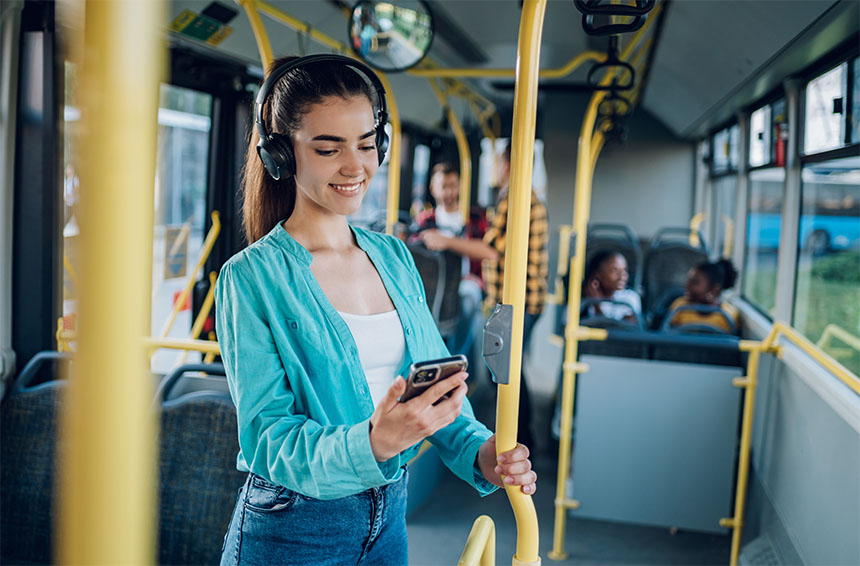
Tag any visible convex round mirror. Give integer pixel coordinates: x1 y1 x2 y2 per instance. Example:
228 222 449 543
349 0 434 72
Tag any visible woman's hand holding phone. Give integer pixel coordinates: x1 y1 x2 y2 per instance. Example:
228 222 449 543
477 435 537 495
368 371 468 462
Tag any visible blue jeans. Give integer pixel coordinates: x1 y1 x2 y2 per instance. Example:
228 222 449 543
221 471 408 565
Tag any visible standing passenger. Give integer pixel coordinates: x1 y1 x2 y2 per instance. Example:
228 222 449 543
416 143 549 449
216 55 535 565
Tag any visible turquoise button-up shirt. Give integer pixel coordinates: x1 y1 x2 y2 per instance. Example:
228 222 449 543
215 222 497 500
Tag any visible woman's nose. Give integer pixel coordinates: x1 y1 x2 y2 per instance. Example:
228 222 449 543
340 149 363 176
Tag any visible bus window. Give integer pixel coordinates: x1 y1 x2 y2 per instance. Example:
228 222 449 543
803 62 847 154
151 84 212 374
794 156 860 375
749 105 771 168
711 175 736 257
743 168 786 315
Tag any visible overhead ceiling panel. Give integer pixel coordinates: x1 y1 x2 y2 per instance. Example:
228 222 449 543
642 0 836 137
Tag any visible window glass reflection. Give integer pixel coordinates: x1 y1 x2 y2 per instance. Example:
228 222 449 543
794 156 860 375
804 63 846 154
743 168 785 315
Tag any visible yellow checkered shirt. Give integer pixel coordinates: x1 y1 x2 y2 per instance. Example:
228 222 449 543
482 190 549 315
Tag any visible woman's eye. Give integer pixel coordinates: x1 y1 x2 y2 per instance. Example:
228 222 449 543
360 145 376 152
315 149 336 156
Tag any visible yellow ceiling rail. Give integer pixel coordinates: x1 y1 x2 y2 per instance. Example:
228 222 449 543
60 0 164 563
255 0 346 54
237 0 274 67
408 50 606 79
428 78 472 225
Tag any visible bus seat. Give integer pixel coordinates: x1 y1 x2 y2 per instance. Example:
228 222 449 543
646 286 686 330
579 317 649 359
642 229 708 315
653 306 741 366
0 352 70 564
156 364 244 566
407 244 461 338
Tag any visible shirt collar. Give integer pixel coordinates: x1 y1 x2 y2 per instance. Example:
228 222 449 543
267 220 371 266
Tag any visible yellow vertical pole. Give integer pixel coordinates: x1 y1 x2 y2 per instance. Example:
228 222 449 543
501 1 546 564
59 1 164 563
450 106 472 226
377 73 402 236
722 347 761 565
549 91 606 561
689 211 705 248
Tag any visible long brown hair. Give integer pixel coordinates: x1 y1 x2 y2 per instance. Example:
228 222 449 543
241 56 376 243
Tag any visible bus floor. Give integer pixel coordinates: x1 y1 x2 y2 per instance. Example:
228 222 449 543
406 358 732 565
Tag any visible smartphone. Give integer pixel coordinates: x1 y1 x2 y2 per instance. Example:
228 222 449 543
400 355 468 403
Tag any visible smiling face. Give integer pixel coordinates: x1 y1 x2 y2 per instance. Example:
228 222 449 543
430 171 460 212
685 268 719 304
595 253 629 293
291 95 379 218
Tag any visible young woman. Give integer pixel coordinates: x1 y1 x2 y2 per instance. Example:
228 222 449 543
581 250 641 323
216 55 535 565
668 259 740 333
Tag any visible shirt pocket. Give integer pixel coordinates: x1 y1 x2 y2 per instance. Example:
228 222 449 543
282 318 323 369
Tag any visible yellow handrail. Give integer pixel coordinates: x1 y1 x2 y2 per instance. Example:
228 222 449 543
59 0 164 562
158 210 220 340
495 0 546 563
237 0 274 67
409 50 606 79
725 320 858 565
427 79 472 226
177 271 217 366
818 323 860 356
689 211 705 248
145 337 221 356
458 516 496 566
722 215 734 258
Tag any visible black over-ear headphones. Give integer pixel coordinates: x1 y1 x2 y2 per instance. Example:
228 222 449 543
254 54 390 181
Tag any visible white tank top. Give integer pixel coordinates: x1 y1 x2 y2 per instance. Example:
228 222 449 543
338 310 406 408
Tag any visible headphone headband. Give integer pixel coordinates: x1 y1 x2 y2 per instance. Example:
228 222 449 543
254 54 389 180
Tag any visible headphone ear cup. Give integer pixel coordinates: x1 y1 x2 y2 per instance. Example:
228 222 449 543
375 127 389 166
257 134 295 180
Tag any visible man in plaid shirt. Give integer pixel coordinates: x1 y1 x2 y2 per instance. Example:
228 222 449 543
419 142 548 447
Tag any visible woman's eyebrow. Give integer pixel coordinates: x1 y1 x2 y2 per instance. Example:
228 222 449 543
311 130 376 142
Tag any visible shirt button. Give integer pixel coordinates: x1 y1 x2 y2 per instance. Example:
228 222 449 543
290 321 298 329
405 328 413 336
418 296 424 303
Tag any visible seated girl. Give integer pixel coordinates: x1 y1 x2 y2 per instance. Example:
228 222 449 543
668 259 740 334
581 250 641 324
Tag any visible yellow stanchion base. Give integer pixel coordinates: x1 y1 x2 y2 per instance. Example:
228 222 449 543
513 556 541 566
547 551 568 561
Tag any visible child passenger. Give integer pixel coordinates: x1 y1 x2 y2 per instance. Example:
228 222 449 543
215 55 535 565
581 250 641 323
668 259 740 334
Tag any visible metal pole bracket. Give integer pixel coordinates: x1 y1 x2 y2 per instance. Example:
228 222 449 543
482 303 514 385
